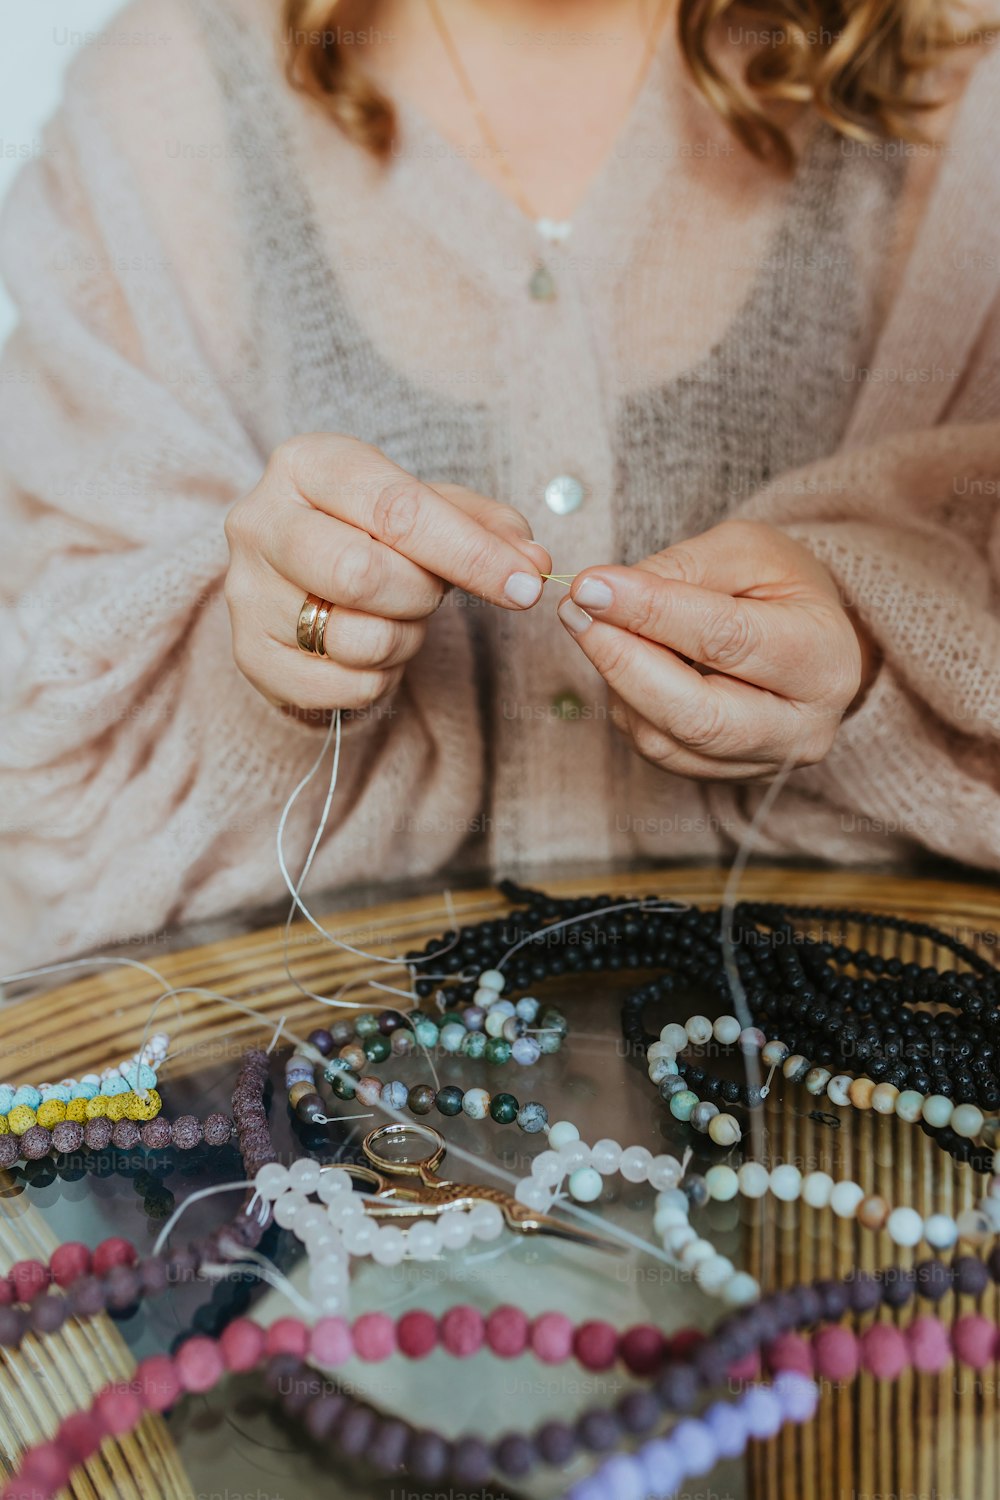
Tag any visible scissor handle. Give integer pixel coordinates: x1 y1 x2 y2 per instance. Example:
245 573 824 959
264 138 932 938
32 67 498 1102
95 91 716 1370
362 1121 447 1178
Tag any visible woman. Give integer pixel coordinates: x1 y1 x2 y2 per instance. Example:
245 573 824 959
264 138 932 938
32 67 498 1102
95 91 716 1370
0 0 998 969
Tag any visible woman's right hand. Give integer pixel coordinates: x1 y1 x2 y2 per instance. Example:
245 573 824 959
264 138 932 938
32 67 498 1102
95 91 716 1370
224 434 552 715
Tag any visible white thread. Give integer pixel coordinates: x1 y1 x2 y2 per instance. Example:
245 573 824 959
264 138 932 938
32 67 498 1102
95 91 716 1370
152 1180 257 1257
202 1247 318 1318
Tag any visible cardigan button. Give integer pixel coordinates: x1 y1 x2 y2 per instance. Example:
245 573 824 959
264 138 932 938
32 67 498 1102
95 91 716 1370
544 475 585 515
550 690 585 720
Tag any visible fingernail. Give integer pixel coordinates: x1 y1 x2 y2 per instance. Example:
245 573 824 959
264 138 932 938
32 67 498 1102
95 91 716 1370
504 571 542 607
574 577 614 610
558 597 592 634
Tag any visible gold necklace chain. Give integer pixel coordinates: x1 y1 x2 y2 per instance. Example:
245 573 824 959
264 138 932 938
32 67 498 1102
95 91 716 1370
423 0 673 231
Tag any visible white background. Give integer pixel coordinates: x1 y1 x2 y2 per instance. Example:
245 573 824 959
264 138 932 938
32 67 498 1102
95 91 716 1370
0 1 125 343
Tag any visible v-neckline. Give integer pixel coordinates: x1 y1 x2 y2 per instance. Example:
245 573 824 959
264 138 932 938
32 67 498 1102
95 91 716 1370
385 32 674 298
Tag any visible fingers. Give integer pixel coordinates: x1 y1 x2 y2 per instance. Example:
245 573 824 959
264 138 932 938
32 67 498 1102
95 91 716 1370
607 696 780 782
557 601 833 765
566 565 837 700
278 435 550 609
272 508 445 621
636 518 837 599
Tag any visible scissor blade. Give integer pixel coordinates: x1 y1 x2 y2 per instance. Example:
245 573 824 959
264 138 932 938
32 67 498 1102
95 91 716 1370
503 1206 624 1255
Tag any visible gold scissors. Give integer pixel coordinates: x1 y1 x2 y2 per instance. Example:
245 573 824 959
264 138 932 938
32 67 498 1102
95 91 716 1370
321 1121 619 1254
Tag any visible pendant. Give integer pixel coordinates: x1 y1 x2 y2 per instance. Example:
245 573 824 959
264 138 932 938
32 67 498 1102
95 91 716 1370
528 263 557 301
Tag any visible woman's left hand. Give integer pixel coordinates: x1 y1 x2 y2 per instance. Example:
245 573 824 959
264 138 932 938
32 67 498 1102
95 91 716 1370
557 519 878 781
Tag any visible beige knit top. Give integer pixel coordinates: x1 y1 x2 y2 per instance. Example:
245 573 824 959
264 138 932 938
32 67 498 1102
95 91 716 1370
1 0 999 969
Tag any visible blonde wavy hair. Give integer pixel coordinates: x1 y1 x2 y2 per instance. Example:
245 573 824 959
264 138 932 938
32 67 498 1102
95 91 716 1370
282 0 980 168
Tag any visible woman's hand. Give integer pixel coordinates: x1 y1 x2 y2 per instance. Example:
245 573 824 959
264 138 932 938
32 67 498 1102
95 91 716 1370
224 433 551 715
557 519 878 780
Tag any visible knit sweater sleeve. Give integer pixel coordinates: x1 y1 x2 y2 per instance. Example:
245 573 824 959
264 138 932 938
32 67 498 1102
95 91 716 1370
0 66 481 970
726 398 1000 869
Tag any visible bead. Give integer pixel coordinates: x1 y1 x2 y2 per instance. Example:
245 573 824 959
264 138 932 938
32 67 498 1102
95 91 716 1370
288 1158 322 1193
478 969 505 993
412 1021 438 1048
690 1101 720 1133
825 1075 852 1106
432 1085 462 1118
894 1090 925 1122
543 474 584 513
175 1335 224 1393
803 1170 833 1206
713 1015 741 1046
848 1077 876 1109
591 1138 622 1175
956 1208 992 1242
407 1221 442 1260
35 1100 66 1129
921 1094 954 1128
512 1037 542 1066
620 1324 665 1376
658 1075 687 1101
485 1305 529 1360
722 1271 760 1306
516 1101 548 1133
568 1167 603 1202
574 1320 618 1372
952 1104 985 1139
804 1067 832 1096
782 1055 811 1083
660 1024 688 1053
338 1043 366 1072
531 1311 574 1364
954 1314 998 1368
467 1200 500 1236
923 1213 959 1250
738 1162 770 1199
7 1106 35 1135
354 1013 379 1037
407 1085 436 1115
769 1165 802 1202
695 1255 735 1293
685 1015 713 1046
461 1087 490 1120
705 1165 739 1202
460 1032 487 1059
330 1072 356 1100
92 1238 136 1276
353 1077 381 1107
867 1082 899 1115
489 1093 519 1124
708 1113 741 1147
886 1206 924 1247
548 1122 578 1152
353 1311 396 1362
647 1154 683 1191
620 1146 652 1182
857 1195 890 1231
668 1090 699 1122
438 1024 465 1054
371 1227 406 1266
761 1040 789 1066
829 1181 865 1218
515 998 539 1022
484 1038 512 1065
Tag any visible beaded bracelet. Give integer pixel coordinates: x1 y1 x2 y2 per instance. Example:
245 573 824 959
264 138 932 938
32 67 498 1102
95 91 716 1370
5 1243 998 1500
575 1304 1000 1500
252 1253 1000 1489
0 1107 232 1169
252 1157 506 1313
306 990 567 1075
0 1032 168 1119
283 1049 552 1137
0 1049 274 1345
512 1121 760 1308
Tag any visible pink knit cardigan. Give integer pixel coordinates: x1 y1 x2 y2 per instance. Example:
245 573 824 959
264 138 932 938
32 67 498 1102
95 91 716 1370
1 0 999 970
